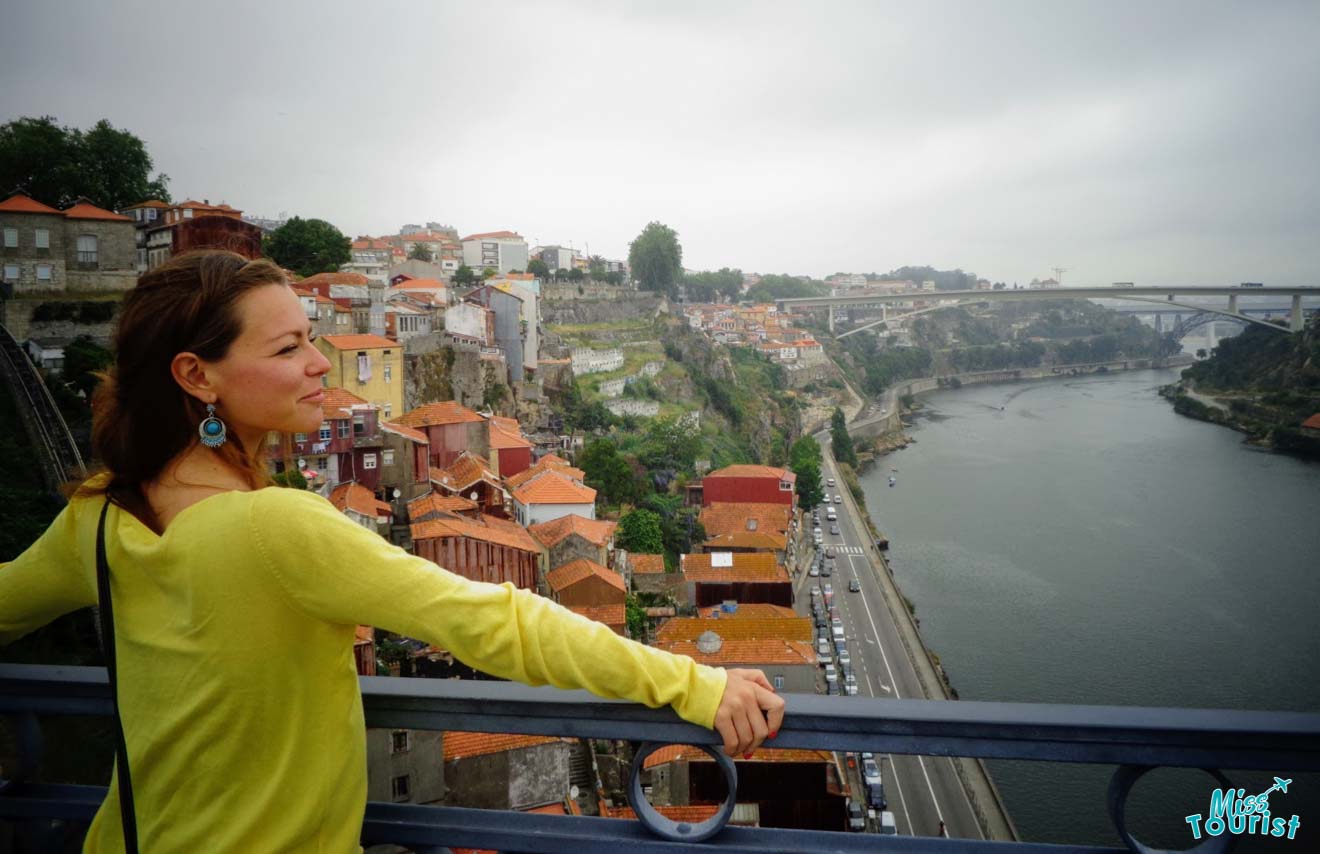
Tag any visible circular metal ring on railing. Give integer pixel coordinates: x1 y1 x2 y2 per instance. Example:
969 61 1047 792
1107 764 1235 854
628 742 738 842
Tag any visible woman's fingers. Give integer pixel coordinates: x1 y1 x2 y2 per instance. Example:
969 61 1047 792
714 669 786 757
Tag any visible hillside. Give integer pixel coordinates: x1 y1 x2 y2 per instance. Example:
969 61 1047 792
1163 316 1320 456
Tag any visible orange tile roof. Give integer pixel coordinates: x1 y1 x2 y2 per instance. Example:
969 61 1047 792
395 401 485 427
698 502 793 538
0 192 61 215
568 603 626 628
602 804 721 822
61 200 132 221
655 616 813 643
351 237 393 250
122 199 171 210
1303 413 1320 430
408 492 478 521
392 277 446 289
329 482 392 519
630 553 666 574
431 452 502 492
706 464 795 482
320 386 369 417
536 454 572 466
681 552 789 584
505 460 585 491
301 272 371 287
512 472 596 506
527 514 616 548
462 230 523 241
489 420 533 450
443 732 569 761
546 559 626 594
319 334 396 350
643 744 833 769
698 603 798 619
379 420 429 444
410 513 541 553
701 532 787 551
654 638 815 667
355 624 374 644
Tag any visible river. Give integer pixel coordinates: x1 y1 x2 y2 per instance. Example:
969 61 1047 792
858 368 1320 850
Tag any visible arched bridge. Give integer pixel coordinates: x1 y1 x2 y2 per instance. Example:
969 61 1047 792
778 285 1320 337
0 322 86 493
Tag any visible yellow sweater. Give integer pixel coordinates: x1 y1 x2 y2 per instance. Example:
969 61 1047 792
1 483 728 852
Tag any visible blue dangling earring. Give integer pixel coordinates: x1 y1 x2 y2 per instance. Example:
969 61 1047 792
199 402 228 448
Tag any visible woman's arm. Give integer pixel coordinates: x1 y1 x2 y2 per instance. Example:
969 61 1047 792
0 502 95 646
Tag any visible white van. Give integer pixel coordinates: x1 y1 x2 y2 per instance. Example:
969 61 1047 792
879 810 897 835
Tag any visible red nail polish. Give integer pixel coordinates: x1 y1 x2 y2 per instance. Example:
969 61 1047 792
769 730 778 739
743 752 753 759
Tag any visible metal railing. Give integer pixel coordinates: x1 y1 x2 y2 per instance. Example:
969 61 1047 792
2 664 1318 852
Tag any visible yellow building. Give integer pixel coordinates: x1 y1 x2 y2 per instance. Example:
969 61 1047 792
314 334 404 420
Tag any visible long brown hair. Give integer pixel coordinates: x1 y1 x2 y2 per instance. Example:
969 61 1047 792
75 250 293 527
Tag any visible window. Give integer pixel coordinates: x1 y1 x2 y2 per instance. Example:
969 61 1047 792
267 433 280 446
391 774 410 802
384 364 392 383
383 449 395 466
316 457 328 473
338 420 351 439
391 730 410 754
77 234 98 264
2 228 16 247
383 403 392 418
294 432 307 443
146 208 157 221
36 264 52 281
183 208 194 218
2 264 17 281
773 675 785 690
353 414 366 436
319 423 332 441
779 480 793 491
34 228 49 249
363 453 378 469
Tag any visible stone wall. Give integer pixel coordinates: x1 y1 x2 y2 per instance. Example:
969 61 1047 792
541 281 638 301
404 345 513 414
542 293 663 325
0 298 121 348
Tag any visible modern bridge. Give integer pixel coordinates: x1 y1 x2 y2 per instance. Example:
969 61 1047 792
777 286 1320 336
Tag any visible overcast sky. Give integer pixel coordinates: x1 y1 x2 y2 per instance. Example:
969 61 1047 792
4 1 1318 285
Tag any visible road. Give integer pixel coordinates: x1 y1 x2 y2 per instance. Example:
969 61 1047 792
794 429 986 840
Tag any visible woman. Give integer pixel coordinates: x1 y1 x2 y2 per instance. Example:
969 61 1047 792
0 251 785 852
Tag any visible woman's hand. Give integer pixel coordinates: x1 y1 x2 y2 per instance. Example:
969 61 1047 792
712 668 786 757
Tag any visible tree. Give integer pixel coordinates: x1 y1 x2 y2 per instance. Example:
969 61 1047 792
567 267 585 282
452 265 479 287
527 258 550 279
407 242 433 262
830 407 858 468
617 509 664 554
789 435 824 509
0 116 171 210
625 594 647 640
628 221 683 300
588 254 606 279
482 267 497 280
639 415 703 471
580 439 641 505
60 335 113 401
555 268 571 282
264 217 351 278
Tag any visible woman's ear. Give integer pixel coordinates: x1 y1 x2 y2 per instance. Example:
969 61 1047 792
170 352 217 404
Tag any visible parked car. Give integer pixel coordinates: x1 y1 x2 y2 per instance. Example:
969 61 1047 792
820 565 831 577
838 650 851 668
847 802 865 832
862 758 881 785
830 524 841 535
845 682 859 696
809 566 820 577
817 651 832 666
867 781 888 811
825 547 837 559
823 584 833 595
826 680 840 695
824 664 838 682
879 810 897 834
817 637 830 655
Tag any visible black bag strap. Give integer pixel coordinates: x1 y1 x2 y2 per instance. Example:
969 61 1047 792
96 497 140 853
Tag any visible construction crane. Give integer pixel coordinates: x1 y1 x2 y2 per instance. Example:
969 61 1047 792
1052 267 1068 285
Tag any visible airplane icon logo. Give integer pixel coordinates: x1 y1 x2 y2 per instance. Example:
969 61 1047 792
1270 777 1292 796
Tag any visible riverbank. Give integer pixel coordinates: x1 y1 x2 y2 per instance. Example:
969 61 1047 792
1159 380 1320 458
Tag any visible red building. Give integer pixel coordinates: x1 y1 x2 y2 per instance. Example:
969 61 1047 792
488 416 533 478
268 387 384 491
679 552 792 608
409 512 542 589
395 401 489 469
129 199 263 270
700 465 795 507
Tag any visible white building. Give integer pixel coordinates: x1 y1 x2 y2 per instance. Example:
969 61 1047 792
605 399 659 418
598 377 627 398
461 230 529 274
386 303 433 341
445 300 491 346
510 472 597 527
570 346 625 375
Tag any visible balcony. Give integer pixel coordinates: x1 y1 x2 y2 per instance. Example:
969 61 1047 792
2 664 1317 852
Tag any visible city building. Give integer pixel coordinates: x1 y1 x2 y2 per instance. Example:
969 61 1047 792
510 472 596 527
528 514 617 577
429 451 506 517
699 465 796 506
409 512 541 589
314 334 405 420
394 401 489 469
545 558 626 611
488 416 534 478
461 230 529 274
679 552 792 607
128 198 262 272
1 191 136 293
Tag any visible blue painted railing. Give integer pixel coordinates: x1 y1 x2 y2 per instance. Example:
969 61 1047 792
2 663 1318 852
